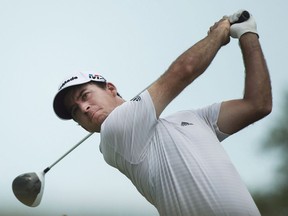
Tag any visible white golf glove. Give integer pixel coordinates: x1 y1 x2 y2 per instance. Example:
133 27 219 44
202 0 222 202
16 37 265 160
229 10 258 39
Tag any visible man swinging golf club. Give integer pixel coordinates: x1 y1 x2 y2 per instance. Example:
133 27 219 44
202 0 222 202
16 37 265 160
53 10 272 215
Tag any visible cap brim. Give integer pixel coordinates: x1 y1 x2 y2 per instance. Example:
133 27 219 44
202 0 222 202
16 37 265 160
53 87 73 120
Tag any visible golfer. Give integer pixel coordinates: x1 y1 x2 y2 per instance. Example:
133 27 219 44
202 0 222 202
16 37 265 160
53 10 272 216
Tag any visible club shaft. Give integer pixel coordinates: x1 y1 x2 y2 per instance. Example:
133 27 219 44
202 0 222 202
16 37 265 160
43 83 152 174
40 10 247 173
43 133 94 173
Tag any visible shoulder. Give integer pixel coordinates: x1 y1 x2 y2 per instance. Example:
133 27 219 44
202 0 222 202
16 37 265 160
100 90 158 151
103 90 155 126
100 90 159 164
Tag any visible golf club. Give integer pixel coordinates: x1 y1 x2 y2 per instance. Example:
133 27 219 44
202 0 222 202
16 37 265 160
11 82 152 207
12 132 93 207
11 10 251 208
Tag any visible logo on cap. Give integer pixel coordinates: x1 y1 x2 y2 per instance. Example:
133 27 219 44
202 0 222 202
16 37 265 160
88 74 106 82
59 76 78 90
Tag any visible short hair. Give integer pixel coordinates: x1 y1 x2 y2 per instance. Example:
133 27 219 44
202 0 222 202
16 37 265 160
91 81 122 98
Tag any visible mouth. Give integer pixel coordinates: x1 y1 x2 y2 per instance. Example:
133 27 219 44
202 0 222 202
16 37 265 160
89 108 102 123
89 110 97 122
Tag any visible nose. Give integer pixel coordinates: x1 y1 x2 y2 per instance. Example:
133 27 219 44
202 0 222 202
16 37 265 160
79 103 90 113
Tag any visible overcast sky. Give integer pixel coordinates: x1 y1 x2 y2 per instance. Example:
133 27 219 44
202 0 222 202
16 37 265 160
0 1 287 215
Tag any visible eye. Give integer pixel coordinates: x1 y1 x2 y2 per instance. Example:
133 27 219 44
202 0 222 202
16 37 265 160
81 92 90 101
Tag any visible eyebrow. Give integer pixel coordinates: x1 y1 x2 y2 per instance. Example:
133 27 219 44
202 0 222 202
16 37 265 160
76 88 87 101
65 87 87 114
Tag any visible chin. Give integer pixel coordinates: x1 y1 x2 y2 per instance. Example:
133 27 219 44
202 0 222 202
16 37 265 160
81 125 100 133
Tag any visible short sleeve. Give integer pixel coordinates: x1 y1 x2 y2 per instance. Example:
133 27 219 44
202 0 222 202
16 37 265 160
194 103 230 142
100 90 158 165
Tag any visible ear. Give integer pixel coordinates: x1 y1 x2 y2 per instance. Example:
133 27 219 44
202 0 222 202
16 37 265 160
106 82 118 96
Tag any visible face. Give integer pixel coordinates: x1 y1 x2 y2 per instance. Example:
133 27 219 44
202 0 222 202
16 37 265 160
64 82 122 132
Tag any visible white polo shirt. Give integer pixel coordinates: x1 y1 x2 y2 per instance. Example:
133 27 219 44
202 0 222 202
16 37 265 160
100 90 260 216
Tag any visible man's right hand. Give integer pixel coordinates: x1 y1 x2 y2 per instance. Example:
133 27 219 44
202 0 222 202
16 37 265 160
208 18 231 46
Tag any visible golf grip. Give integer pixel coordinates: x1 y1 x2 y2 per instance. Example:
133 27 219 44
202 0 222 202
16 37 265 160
233 11 250 24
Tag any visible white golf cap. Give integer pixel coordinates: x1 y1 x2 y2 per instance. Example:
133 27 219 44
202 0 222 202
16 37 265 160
53 71 107 120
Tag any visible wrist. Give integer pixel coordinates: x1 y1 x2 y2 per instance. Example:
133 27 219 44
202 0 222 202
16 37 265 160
239 32 259 43
209 28 230 47
239 33 261 55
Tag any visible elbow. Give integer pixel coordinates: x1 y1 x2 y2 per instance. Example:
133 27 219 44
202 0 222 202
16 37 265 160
254 100 272 119
260 104 272 118
245 89 272 120
262 93 273 117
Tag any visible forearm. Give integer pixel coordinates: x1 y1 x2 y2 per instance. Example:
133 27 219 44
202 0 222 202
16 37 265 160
240 33 272 115
148 19 230 118
168 28 228 85
173 36 221 81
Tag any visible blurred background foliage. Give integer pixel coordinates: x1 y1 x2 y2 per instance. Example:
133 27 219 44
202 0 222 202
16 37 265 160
252 91 288 216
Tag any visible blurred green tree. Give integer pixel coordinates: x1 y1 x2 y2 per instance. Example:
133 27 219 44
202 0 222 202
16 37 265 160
253 92 288 216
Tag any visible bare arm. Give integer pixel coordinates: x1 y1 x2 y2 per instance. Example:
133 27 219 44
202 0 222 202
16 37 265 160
218 33 272 134
148 19 230 118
